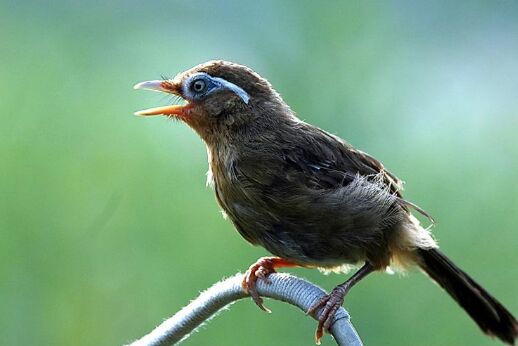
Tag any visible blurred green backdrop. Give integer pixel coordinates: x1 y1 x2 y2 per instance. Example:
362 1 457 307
1 1 517 345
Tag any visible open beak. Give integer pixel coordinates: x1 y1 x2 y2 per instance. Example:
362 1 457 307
133 80 186 116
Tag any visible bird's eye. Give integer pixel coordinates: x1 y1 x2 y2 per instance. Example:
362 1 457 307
191 79 207 93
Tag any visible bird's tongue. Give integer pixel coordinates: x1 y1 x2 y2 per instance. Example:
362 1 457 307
134 104 185 116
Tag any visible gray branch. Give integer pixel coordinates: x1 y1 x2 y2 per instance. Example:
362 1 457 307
127 273 363 346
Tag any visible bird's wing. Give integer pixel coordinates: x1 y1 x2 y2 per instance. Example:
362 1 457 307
278 126 433 221
232 124 433 222
274 127 400 192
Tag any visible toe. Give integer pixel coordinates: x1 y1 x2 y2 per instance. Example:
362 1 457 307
322 304 341 330
250 288 270 312
243 266 272 313
311 288 346 344
255 266 273 284
307 295 329 316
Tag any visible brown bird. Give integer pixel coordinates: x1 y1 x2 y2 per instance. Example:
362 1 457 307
134 60 518 344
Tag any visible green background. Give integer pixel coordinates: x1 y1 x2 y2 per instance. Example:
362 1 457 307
1 1 517 345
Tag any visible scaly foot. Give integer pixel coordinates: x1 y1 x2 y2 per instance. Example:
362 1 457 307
307 263 374 344
242 257 297 313
307 286 348 344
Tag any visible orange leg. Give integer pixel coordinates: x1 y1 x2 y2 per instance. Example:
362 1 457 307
242 257 298 312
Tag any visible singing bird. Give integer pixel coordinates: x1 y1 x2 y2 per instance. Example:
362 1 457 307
134 60 517 344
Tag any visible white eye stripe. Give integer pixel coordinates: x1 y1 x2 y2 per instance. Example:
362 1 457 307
211 76 250 104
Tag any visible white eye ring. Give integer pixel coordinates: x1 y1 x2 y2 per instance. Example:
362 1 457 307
182 72 250 104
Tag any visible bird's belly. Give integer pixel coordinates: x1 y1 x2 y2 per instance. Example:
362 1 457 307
214 171 403 268
226 201 370 266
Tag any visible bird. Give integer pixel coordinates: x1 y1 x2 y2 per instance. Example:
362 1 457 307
134 60 518 344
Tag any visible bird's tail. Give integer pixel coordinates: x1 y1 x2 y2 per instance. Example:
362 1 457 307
417 248 518 345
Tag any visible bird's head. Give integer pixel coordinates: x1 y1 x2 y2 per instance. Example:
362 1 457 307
134 60 293 143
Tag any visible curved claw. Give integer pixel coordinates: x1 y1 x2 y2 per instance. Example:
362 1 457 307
307 287 347 345
242 258 278 313
243 273 271 313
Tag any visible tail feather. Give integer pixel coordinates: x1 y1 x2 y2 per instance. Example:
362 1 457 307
417 248 518 345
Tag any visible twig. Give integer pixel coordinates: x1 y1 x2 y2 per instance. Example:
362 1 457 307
127 273 363 346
